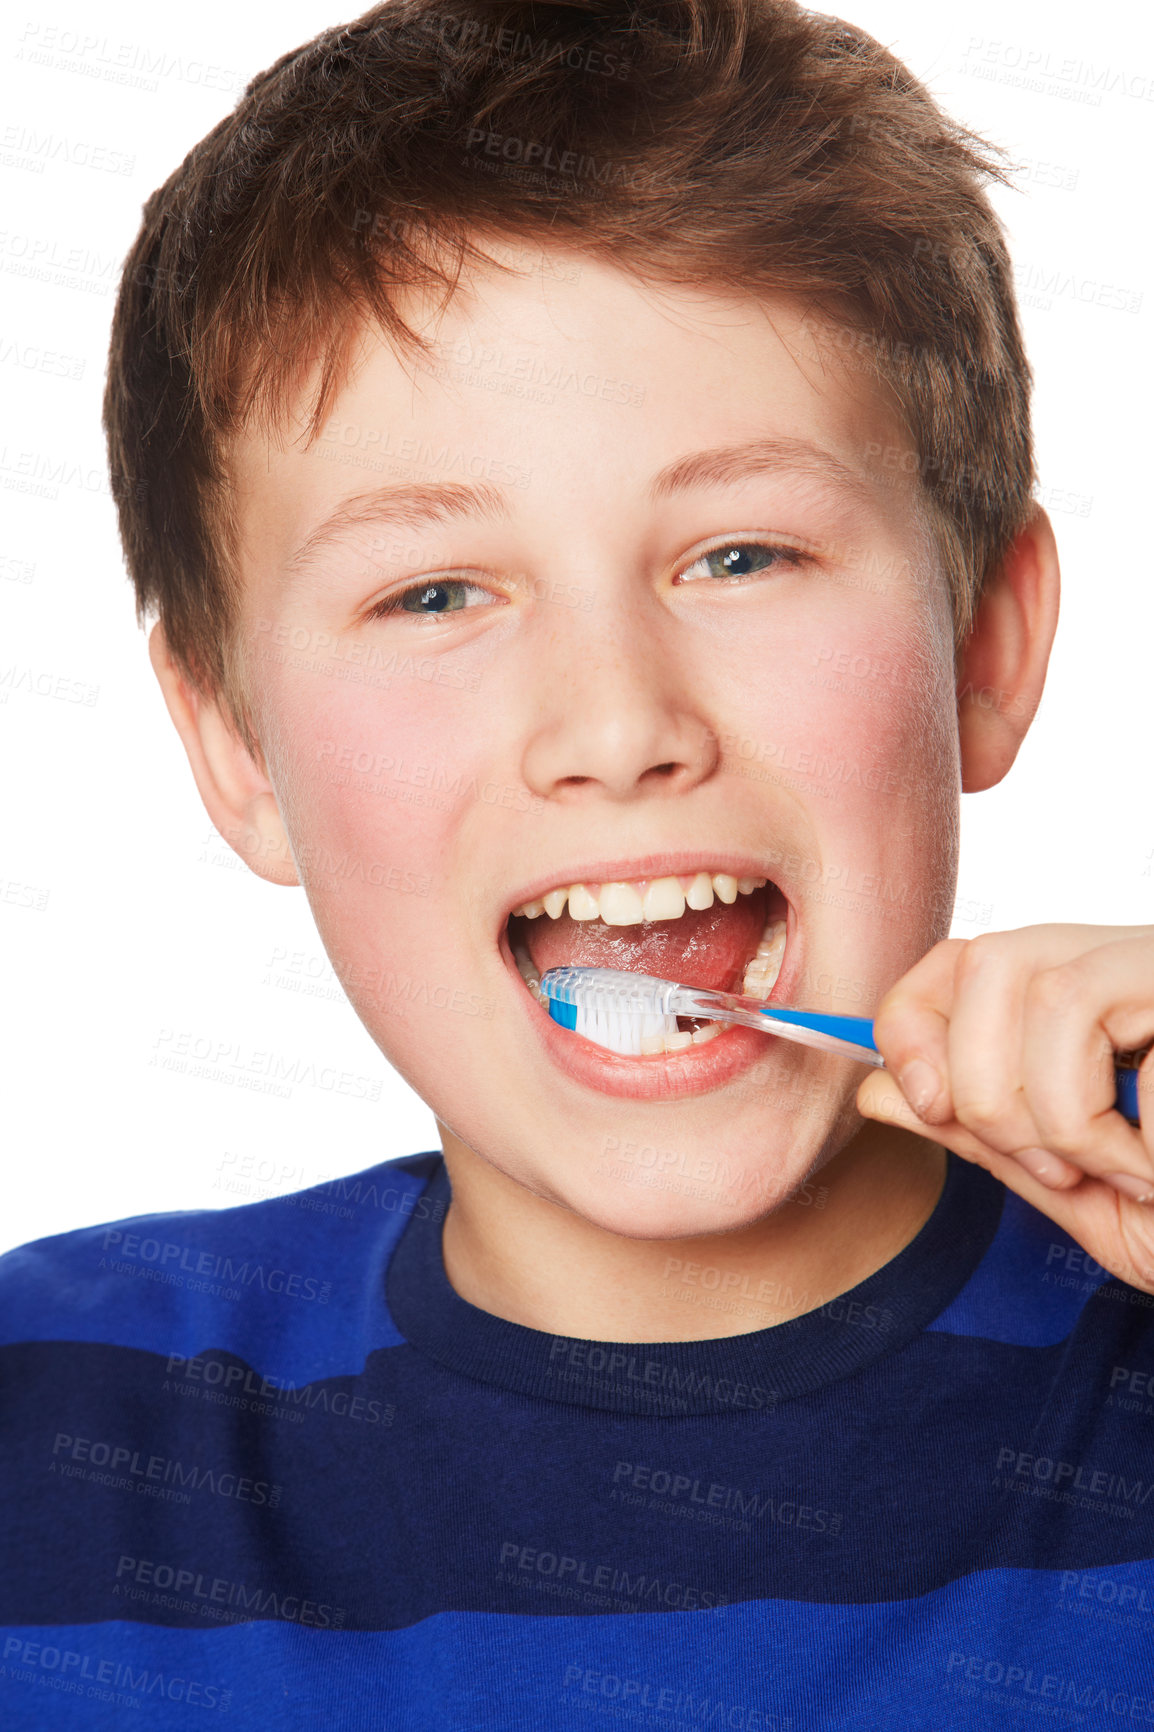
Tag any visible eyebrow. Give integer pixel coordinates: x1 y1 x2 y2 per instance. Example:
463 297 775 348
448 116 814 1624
285 481 510 577
285 436 873 574
647 436 873 507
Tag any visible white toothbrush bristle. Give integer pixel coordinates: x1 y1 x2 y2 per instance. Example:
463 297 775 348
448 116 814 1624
545 966 709 1058
572 990 679 1056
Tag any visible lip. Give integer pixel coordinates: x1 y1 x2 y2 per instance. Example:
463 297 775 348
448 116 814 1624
497 889 808 1101
497 852 793 933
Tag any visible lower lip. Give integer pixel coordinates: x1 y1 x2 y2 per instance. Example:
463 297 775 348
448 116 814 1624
497 918 807 1102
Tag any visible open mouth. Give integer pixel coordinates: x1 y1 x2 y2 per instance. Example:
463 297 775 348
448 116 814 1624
505 871 789 1059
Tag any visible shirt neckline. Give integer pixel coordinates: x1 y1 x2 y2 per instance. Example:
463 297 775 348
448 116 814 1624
385 1151 1003 1416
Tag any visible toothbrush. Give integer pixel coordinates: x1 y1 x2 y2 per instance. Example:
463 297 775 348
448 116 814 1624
539 966 1143 1125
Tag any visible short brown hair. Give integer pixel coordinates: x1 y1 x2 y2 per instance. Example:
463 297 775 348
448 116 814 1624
104 0 1034 753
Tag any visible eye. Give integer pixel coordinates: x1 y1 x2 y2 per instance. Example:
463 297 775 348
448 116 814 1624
676 541 806 585
366 579 496 620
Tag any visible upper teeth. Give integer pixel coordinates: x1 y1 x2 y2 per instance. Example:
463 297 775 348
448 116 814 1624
511 872 766 925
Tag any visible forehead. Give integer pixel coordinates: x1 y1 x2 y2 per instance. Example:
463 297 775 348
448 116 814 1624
229 238 927 587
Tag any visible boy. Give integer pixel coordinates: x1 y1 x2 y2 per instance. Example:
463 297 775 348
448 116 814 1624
3 0 1153 1724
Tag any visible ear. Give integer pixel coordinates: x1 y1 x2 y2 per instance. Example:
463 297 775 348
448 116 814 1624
148 622 299 886
956 506 1060 794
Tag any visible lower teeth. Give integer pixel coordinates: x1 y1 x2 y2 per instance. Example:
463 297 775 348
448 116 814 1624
512 912 786 1057
740 917 787 1002
638 1019 723 1055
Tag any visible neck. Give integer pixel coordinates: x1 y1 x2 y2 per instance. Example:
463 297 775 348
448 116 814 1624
437 1120 947 1342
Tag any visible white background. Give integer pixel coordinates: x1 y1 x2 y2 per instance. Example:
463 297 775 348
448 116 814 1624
1 1 1151 1254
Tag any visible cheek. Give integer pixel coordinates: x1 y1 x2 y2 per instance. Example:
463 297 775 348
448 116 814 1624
727 599 959 953
256 662 484 954
729 587 955 785
808 672 958 944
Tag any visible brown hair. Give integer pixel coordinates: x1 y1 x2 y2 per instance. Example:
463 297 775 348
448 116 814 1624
104 0 1034 753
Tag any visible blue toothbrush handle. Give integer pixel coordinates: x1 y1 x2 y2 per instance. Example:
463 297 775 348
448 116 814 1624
760 1007 879 1051
1115 1066 1141 1125
759 1007 1144 1125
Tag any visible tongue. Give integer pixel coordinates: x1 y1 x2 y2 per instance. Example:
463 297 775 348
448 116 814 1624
524 892 766 994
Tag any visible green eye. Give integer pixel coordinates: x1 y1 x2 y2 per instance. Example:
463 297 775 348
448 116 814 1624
401 581 472 614
680 543 804 584
367 579 493 621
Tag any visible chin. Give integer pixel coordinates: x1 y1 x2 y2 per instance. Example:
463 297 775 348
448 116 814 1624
498 1104 851 1242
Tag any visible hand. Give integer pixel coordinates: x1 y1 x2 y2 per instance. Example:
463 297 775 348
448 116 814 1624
856 925 1154 1292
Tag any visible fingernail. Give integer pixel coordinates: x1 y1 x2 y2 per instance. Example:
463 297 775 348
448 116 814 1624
897 1060 941 1118
1105 1172 1154 1205
1014 1147 1069 1189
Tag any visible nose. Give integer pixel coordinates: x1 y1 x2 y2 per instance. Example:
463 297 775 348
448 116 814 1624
520 603 720 804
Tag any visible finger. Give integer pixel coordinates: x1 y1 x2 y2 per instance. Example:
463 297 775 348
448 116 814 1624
1081 937 1154 1188
856 1069 1082 1190
862 1079 1154 1290
870 925 1154 1196
870 939 966 1124
859 1072 1154 1293
1020 936 1154 1193
1138 1049 1154 1163
940 930 1056 1161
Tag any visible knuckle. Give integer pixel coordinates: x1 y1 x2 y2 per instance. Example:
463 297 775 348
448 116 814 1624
1025 963 1087 1021
953 932 1006 987
1031 1100 1089 1152
1038 1122 1085 1160
951 1084 1008 1139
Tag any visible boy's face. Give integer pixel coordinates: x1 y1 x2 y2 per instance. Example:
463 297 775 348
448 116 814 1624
228 241 960 1235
